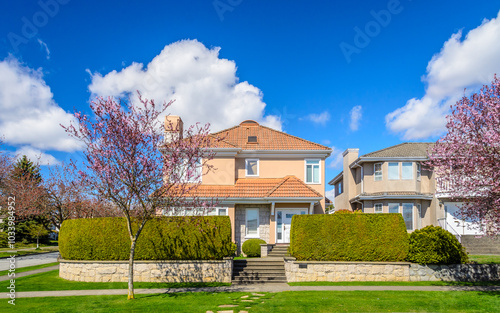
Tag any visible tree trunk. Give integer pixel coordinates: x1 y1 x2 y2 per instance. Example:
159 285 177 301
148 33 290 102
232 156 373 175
127 238 137 300
36 237 39 249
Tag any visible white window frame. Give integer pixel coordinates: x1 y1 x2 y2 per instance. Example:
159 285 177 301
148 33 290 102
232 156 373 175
305 159 321 184
402 162 413 180
388 162 399 180
245 208 260 238
173 158 202 183
416 203 422 229
374 163 383 181
417 163 421 181
374 203 383 213
245 159 259 177
402 203 414 231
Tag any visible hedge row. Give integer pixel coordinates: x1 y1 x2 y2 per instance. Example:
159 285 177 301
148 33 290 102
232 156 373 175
290 214 409 261
59 216 236 260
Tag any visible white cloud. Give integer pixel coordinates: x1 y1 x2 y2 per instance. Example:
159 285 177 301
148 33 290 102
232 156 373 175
0 57 81 152
37 39 50 60
386 10 500 139
88 39 282 131
325 188 336 200
349 105 362 131
306 111 330 125
328 146 344 169
15 146 59 166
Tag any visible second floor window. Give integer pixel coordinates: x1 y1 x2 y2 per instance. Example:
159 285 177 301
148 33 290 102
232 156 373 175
173 158 202 183
402 162 413 180
417 163 421 181
374 163 382 181
388 162 399 180
337 181 343 195
245 159 259 176
305 159 320 184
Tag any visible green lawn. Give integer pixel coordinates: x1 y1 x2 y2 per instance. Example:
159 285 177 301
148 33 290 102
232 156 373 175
1 291 499 313
469 254 500 264
0 262 59 277
0 270 228 292
289 280 500 286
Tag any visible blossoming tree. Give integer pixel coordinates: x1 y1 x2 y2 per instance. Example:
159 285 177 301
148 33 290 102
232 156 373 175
428 75 500 235
63 94 219 299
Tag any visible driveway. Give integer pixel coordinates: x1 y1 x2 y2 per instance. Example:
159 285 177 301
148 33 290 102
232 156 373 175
0 252 59 271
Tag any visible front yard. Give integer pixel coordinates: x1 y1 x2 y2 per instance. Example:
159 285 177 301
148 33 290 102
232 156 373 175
1 290 499 313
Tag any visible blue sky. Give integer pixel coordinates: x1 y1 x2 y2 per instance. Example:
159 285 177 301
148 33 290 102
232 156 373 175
1 0 500 197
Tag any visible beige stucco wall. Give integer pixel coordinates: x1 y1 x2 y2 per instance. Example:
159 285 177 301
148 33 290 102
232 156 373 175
201 157 235 185
234 157 326 212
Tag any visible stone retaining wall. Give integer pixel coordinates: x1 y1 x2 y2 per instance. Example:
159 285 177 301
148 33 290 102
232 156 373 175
409 263 500 281
284 260 411 282
59 258 233 283
285 259 500 282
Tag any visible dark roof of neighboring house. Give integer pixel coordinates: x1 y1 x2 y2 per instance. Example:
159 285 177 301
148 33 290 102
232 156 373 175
350 191 434 202
176 175 323 199
209 120 331 151
361 142 434 158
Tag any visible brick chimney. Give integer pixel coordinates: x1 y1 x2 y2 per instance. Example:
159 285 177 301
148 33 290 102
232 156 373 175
164 115 183 143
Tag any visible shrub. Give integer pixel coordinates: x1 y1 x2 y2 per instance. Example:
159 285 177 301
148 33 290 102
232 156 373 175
290 214 409 261
0 232 8 248
407 226 468 264
242 239 266 257
59 216 236 260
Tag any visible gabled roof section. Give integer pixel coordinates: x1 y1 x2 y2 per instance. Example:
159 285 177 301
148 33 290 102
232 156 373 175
179 176 322 199
362 142 434 158
210 120 330 151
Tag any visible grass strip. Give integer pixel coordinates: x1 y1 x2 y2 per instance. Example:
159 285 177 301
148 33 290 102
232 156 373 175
0 248 59 259
288 280 500 286
0 262 59 277
469 254 500 264
0 291 498 313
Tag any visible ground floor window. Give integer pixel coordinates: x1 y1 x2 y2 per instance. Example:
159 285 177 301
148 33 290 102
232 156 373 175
374 203 383 213
402 203 413 231
388 203 413 231
246 208 259 237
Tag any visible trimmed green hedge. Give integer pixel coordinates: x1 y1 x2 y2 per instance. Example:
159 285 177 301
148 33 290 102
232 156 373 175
290 214 409 261
59 216 236 260
407 226 469 264
242 238 266 257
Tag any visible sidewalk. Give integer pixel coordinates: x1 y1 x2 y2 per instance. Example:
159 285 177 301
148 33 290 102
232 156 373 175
1 284 499 298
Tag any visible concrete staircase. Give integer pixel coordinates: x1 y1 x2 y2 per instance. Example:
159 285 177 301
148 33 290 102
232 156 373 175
267 245 290 257
232 257 287 284
461 235 500 254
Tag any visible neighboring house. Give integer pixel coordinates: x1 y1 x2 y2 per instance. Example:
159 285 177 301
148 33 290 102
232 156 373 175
329 142 485 236
162 117 332 252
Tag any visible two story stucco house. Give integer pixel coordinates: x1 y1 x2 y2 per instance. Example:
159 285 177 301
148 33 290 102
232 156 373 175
329 143 440 232
329 143 488 237
164 117 332 252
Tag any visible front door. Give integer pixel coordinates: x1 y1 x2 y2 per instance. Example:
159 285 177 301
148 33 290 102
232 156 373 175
276 209 307 243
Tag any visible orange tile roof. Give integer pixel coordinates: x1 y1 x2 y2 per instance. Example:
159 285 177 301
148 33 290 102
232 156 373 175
180 176 322 199
209 120 330 150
